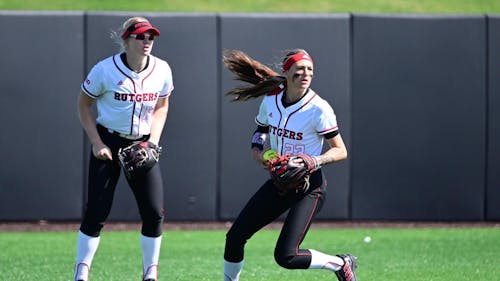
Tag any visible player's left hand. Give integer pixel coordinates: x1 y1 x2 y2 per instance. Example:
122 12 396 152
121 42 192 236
268 153 319 193
118 141 162 179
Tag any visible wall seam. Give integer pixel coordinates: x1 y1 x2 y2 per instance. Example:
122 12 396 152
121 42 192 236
215 13 222 221
348 12 354 220
484 14 490 221
81 12 89 219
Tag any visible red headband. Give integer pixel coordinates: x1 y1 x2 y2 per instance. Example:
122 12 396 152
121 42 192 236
121 22 160 40
282 53 313 71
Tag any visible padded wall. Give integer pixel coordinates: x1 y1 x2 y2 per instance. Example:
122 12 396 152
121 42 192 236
219 14 352 220
351 15 486 220
487 15 500 220
84 13 219 221
0 12 496 222
0 12 85 220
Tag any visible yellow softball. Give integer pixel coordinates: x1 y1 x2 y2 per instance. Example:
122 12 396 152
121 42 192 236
263 149 278 161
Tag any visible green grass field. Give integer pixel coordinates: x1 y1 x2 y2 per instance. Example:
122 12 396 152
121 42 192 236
0 0 500 13
1 226 499 281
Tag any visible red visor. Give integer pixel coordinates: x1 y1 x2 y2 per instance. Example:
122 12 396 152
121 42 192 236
121 22 160 40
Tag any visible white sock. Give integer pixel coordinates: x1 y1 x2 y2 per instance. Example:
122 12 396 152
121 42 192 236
141 235 162 280
224 259 244 281
308 249 344 271
74 231 100 281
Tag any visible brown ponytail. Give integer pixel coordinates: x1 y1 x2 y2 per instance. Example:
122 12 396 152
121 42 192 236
222 50 285 101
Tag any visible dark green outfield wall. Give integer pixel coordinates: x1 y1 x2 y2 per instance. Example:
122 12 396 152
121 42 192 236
0 12 497 222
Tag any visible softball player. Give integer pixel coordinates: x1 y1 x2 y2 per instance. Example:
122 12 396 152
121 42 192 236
222 49 357 281
74 17 173 281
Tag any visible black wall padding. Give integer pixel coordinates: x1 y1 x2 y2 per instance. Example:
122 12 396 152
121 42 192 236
0 12 496 222
0 12 85 220
351 15 486 220
486 16 500 220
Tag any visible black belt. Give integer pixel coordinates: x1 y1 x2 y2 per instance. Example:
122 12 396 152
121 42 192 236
98 124 145 140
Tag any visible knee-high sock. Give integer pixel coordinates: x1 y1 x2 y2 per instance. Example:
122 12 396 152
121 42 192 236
141 235 162 280
224 259 244 281
75 231 100 280
308 249 344 271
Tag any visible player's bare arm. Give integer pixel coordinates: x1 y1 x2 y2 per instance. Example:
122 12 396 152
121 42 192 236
148 96 169 145
77 91 112 160
314 134 347 166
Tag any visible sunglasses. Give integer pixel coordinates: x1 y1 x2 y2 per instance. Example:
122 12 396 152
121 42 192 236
129 33 156 41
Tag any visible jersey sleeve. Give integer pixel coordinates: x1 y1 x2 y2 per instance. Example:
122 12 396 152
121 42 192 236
81 62 104 98
255 98 269 126
315 101 339 135
159 62 174 98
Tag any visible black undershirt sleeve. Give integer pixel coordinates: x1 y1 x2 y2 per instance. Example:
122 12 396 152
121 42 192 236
255 125 269 133
323 130 339 140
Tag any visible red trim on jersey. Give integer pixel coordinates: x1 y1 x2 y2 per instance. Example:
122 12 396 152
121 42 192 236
280 93 316 154
81 84 98 98
293 93 316 113
136 57 158 135
267 82 285 96
135 103 144 135
141 57 157 89
160 84 174 97
128 102 136 135
274 94 284 155
113 55 136 93
318 125 338 135
283 93 317 127
282 53 313 71
113 55 139 135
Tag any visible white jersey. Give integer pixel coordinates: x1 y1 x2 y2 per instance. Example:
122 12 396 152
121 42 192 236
81 53 174 136
255 89 338 157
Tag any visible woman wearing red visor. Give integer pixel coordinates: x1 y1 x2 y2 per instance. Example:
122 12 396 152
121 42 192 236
75 17 173 281
221 49 357 281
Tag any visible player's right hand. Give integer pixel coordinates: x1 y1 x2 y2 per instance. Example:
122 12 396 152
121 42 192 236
93 144 113 160
251 148 268 169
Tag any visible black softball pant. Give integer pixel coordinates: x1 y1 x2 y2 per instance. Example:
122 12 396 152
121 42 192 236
224 171 326 269
80 124 164 238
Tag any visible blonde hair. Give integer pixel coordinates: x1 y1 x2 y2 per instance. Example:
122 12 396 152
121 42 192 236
110 16 151 52
223 49 309 101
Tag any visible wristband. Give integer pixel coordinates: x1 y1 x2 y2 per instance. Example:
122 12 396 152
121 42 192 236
251 131 267 150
